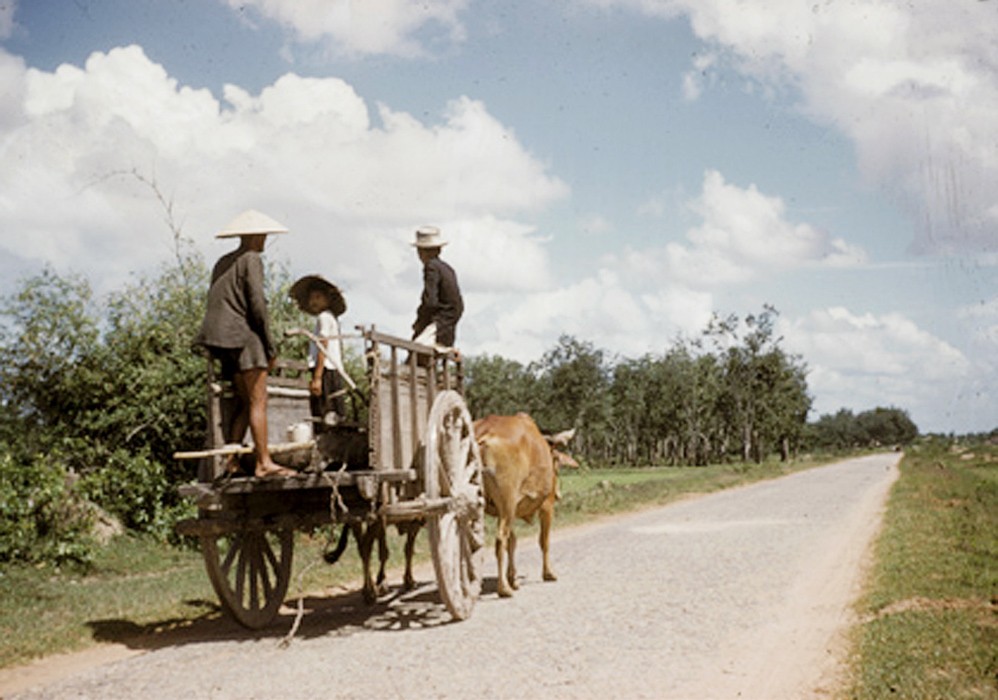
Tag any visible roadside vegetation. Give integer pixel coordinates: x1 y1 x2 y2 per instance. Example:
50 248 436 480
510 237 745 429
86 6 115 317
845 437 997 700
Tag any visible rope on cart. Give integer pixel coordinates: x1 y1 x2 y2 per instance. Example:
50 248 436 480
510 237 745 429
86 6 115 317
278 460 352 649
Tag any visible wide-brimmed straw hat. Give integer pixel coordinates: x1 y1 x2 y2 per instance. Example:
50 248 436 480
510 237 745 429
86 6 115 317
411 225 448 248
290 275 347 317
216 209 290 238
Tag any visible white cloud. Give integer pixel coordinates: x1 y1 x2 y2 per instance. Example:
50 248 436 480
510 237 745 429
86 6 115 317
223 0 469 58
0 44 567 317
956 295 998 380
781 306 977 430
471 269 694 362
958 296 998 319
681 51 716 101
616 170 866 289
587 0 998 255
444 216 554 294
579 213 613 235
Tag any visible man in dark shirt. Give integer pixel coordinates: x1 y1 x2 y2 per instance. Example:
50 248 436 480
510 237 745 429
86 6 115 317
411 226 463 350
196 209 295 479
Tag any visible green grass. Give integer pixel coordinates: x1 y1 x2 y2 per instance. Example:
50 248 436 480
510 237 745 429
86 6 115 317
845 441 997 700
0 530 387 668
0 452 846 669
555 455 828 524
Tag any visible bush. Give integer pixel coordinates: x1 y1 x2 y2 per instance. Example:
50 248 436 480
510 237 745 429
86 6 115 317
0 451 96 566
76 447 171 537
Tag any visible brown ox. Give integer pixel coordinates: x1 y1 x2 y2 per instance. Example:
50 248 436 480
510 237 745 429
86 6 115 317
319 430 421 604
474 413 577 598
324 519 420 604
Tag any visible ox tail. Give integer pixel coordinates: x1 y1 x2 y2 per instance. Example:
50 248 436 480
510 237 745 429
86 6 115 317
323 523 351 565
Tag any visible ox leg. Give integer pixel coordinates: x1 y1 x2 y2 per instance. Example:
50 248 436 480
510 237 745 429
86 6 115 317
400 521 420 591
374 521 390 598
507 527 519 591
495 514 515 598
539 500 557 582
352 522 379 605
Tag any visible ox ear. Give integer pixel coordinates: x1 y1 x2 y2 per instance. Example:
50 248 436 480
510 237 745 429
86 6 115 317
552 449 579 469
545 428 576 446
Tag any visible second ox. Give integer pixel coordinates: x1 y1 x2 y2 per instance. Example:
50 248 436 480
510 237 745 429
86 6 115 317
474 413 577 598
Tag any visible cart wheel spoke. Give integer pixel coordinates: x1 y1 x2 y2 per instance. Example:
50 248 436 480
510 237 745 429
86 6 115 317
201 528 293 629
249 538 261 611
261 535 279 573
221 534 240 575
424 391 485 621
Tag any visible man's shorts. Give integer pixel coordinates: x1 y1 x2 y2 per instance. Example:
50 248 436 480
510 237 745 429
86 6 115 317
206 334 269 380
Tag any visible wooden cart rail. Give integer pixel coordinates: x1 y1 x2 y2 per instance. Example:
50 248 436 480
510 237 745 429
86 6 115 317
363 327 462 475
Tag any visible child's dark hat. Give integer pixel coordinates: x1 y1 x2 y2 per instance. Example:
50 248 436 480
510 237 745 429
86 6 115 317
290 275 347 316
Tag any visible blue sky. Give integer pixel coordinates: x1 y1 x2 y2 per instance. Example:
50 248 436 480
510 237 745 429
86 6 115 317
1 0 995 433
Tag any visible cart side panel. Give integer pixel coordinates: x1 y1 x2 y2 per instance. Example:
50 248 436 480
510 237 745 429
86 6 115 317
371 358 431 471
200 358 314 480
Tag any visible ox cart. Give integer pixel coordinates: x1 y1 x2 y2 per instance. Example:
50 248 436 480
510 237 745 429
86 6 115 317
174 326 484 629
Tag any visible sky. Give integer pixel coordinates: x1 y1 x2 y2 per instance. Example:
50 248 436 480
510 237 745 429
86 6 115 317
0 0 995 434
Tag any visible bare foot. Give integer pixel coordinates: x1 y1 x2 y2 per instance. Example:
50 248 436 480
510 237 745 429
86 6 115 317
255 462 297 479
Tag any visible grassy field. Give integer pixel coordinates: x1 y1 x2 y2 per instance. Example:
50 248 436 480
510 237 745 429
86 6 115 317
844 440 997 700
0 453 834 669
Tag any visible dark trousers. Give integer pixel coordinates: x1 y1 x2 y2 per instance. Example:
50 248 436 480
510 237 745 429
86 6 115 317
310 370 345 428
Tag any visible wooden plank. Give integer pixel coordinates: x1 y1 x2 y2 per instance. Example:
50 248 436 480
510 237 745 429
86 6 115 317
177 469 416 496
390 346 403 470
173 440 315 460
408 350 419 467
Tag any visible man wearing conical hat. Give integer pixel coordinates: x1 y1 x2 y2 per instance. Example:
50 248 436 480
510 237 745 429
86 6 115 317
196 209 296 479
411 226 463 351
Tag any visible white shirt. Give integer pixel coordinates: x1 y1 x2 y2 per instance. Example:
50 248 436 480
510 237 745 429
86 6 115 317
309 310 344 372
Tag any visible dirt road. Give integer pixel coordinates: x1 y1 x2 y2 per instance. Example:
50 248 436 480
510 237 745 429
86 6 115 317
3 453 899 700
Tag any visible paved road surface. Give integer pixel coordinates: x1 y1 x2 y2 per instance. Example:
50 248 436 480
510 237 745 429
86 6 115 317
5 453 899 700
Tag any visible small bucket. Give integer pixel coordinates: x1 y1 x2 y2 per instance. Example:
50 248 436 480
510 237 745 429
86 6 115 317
287 421 313 443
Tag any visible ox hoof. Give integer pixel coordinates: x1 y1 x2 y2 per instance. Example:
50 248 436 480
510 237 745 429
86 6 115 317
543 571 558 582
497 587 514 598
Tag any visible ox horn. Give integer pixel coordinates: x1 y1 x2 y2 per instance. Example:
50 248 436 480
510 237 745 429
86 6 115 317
545 428 576 446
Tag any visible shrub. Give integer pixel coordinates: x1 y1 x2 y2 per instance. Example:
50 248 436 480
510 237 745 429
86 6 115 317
0 451 96 566
76 448 169 536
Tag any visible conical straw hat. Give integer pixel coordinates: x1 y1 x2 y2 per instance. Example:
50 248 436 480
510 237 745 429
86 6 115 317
216 209 289 238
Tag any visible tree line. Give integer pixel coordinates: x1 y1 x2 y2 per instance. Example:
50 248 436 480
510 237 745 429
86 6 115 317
0 255 917 564
464 306 814 467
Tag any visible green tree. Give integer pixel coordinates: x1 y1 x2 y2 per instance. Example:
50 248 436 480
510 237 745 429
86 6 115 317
464 354 536 419
708 306 810 463
855 407 918 447
530 335 611 460
609 356 652 465
0 268 100 441
84 251 209 475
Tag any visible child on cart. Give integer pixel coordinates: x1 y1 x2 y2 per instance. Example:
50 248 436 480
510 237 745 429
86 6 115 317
290 275 348 431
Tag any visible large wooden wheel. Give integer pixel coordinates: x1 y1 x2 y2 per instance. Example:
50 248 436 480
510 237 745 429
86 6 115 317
423 390 485 621
200 527 293 629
